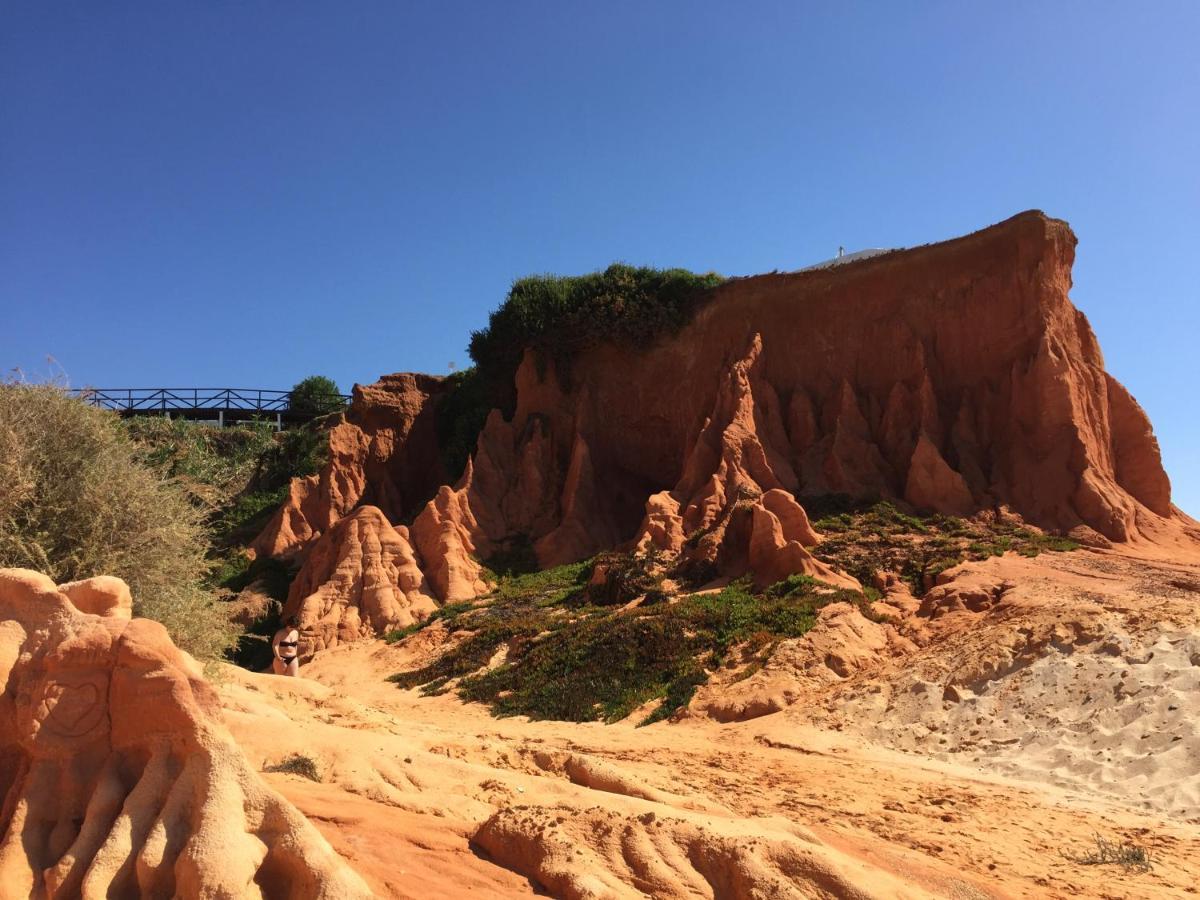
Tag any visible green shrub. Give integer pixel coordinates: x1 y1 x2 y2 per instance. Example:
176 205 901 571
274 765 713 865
0 385 235 661
436 367 492 482
432 265 723 476
469 264 724 398
125 416 328 550
586 550 664 606
124 417 277 515
289 375 345 417
252 424 329 492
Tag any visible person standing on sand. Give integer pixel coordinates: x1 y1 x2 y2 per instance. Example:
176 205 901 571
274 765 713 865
271 618 301 676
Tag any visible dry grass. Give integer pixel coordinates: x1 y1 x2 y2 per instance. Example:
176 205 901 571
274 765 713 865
0 383 235 661
1062 834 1155 872
264 753 322 782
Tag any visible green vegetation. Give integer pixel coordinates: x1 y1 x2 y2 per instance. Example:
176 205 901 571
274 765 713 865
124 416 331 669
386 496 1082 726
125 416 328 559
288 375 346 417
435 367 492 482
485 554 593 606
807 496 1080 591
433 265 723 480
433 264 723 481
214 426 329 544
389 556 865 725
382 600 474 643
469 264 724 395
586 549 666 606
124 416 277 515
0 384 235 661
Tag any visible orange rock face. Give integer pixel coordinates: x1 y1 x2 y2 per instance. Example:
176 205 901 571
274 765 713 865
283 506 439 657
253 373 449 559
257 211 1184 625
0 568 370 899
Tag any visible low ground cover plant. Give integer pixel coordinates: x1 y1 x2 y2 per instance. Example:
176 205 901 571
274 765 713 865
807 496 1079 590
388 554 863 725
387 496 1082 725
264 753 322 782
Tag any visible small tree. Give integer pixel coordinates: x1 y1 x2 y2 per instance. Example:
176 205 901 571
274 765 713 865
289 375 345 417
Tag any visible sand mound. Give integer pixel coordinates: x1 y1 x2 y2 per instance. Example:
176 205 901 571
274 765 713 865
0 568 370 899
701 550 1200 820
474 805 929 899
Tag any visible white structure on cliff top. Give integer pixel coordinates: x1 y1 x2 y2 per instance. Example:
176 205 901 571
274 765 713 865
800 247 892 272
796 248 892 273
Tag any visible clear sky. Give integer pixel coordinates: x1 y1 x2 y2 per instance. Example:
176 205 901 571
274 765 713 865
2 3 1196 514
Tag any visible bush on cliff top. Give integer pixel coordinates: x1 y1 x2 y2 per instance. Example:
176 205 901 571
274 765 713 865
0 385 235 661
468 264 724 394
432 265 722 478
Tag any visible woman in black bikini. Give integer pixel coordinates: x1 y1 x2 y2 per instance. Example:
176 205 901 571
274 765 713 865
271 617 301 676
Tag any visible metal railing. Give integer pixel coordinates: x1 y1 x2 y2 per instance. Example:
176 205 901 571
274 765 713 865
71 387 350 421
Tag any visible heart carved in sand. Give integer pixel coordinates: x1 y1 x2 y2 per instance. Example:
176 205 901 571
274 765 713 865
37 678 106 738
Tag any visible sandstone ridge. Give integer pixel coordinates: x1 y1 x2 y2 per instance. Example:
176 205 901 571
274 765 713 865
256 211 1189 647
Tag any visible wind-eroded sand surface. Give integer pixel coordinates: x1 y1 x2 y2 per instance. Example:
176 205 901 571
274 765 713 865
217 549 1200 898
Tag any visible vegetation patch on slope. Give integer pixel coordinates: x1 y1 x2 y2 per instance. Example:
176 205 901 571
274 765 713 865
387 500 1082 725
126 415 329 549
388 556 864 725
805 496 1080 590
124 415 335 669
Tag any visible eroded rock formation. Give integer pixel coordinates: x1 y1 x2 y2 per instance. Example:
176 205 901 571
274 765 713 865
283 506 439 657
632 333 857 591
254 373 449 559
255 211 1185 640
0 569 370 899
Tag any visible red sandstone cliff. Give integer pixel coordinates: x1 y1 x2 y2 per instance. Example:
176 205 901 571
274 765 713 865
257 211 1188 641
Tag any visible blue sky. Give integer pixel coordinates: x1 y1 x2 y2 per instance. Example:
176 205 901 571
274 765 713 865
2 3 1196 514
